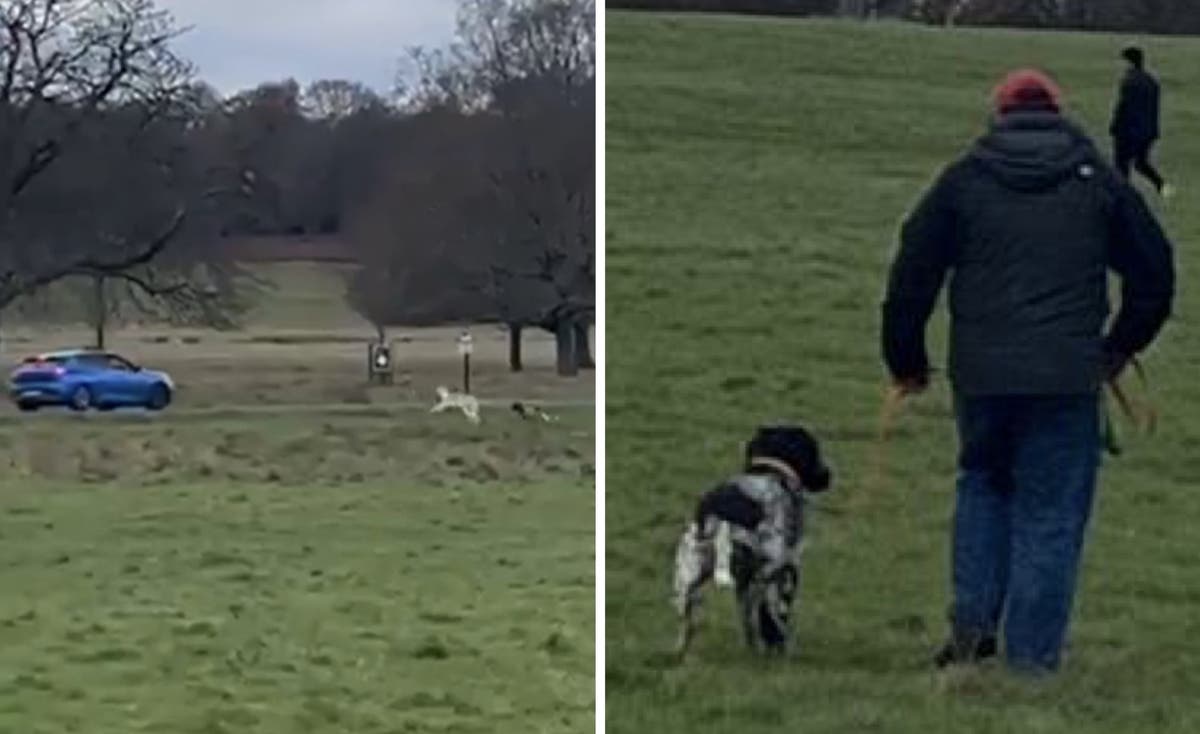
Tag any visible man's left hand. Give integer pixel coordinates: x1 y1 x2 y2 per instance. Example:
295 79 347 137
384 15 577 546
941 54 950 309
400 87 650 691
1103 349 1130 382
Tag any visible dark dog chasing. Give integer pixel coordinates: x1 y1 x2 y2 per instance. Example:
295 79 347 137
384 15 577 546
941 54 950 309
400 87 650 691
671 424 832 657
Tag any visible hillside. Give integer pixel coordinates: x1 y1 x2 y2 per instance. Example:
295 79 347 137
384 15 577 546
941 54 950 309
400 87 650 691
607 12 1200 734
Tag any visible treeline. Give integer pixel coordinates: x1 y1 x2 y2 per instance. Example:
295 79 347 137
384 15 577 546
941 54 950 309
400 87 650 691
1 0 596 375
606 0 839 15
608 0 1200 34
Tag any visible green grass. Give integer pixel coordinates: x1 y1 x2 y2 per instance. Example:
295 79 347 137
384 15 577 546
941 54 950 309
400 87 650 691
0 408 595 487
0 179 595 730
607 12 1200 734
241 262 367 332
0 410 593 733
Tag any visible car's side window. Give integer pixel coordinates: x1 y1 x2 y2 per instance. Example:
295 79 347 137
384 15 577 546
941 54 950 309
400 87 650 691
75 355 106 370
107 357 132 372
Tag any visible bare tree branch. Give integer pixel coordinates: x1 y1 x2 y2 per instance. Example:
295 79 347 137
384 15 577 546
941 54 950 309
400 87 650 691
0 206 186 307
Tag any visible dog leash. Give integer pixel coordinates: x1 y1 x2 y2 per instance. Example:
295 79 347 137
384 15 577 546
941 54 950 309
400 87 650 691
870 358 1158 490
863 383 909 500
1102 356 1158 455
1107 356 1158 434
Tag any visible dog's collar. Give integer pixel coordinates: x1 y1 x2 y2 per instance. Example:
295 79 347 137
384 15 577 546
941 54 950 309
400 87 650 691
747 456 802 492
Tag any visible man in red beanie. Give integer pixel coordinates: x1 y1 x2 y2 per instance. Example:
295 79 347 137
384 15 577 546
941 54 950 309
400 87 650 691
993 68 1063 114
881 69 1175 674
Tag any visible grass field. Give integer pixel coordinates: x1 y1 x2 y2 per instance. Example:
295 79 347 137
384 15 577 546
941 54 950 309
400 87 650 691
606 12 1200 734
0 265 595 731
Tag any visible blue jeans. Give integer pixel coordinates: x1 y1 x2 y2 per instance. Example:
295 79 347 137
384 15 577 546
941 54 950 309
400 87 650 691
951 393 1100 672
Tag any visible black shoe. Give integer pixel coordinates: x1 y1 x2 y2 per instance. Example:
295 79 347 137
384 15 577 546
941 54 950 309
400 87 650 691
934 634 998 668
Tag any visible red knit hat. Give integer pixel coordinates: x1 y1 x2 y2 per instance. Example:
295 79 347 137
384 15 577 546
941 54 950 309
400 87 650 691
992 69 1062 114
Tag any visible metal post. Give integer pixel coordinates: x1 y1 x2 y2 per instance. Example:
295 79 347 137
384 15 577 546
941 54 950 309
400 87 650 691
458 331 473 395
94 274 106 350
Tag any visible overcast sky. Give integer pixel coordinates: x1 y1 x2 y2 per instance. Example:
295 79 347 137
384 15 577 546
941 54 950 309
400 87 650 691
162 0 458 97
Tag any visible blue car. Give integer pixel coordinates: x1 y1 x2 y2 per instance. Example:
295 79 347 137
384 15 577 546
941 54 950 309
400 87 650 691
8 350 175 412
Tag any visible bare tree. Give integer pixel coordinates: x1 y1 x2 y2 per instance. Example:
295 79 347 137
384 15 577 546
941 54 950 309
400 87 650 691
11 92 257 345
608 0 1200 29
837 0 871 17
479 74 594 375
456 0 595 89
0 0 249 314
342 107 497 337
303 79 383 121
424 0 596 375
340 1 595 377
217 80 321 234
343 266 395 342
403 0 595 109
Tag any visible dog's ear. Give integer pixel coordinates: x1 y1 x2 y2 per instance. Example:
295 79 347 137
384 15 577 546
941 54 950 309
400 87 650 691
746 425 781 460
805 463 832 492
796 431 832 492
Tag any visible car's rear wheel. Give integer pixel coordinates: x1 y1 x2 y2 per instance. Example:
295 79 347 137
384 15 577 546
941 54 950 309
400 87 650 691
147 383 171 411
69 385 92 412
17 401 38 413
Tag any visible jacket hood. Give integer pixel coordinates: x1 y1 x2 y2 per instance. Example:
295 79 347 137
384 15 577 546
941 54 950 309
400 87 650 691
968 112 1099 192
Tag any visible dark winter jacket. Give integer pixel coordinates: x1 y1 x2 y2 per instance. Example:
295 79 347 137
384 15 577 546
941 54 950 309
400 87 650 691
1110 67 1161 144
882 111 1175 396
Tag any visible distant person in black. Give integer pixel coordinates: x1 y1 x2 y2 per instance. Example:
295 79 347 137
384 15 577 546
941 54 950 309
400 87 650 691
1110 47 1171 196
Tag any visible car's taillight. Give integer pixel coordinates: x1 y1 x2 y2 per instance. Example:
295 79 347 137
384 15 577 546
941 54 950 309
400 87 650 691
12 362 64 378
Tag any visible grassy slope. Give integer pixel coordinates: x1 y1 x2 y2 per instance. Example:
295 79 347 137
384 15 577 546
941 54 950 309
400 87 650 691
607 12 1200 734
241 262 369 332
0 411 594 733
